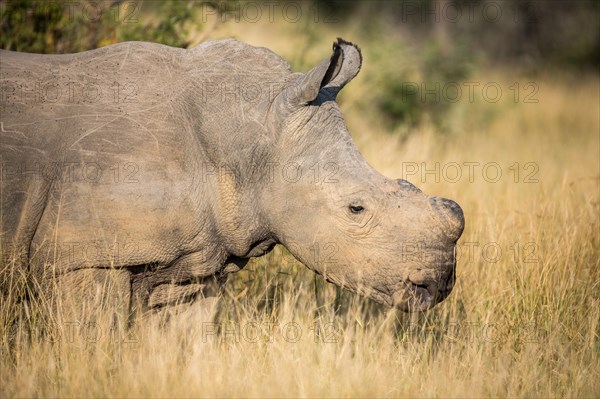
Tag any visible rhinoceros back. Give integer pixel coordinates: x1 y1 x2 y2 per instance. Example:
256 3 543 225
1 42 199 274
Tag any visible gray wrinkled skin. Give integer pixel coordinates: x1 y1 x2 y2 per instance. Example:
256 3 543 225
0 38 464 323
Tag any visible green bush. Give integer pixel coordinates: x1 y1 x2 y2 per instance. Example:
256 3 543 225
378 39 474 131
0 0 216 53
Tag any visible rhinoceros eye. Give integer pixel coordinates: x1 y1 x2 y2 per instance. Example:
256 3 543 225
349 205 365 214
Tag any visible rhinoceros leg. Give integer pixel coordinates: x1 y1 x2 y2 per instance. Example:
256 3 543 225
145 286 222 328
142 259 251 335
47 268 132 343
1 176 50 294
131 294 221 347
130 251 231 331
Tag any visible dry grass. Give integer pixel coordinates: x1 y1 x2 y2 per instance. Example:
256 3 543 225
1 19 599 398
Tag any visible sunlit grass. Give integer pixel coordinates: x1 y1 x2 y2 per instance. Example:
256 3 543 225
2 69 598 398
1 14 599 397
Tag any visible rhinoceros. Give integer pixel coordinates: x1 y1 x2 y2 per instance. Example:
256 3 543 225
0 38 464 326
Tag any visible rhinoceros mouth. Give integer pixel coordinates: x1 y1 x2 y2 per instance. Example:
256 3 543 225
396 244 458 312
391 257 456 312
391 281 438 312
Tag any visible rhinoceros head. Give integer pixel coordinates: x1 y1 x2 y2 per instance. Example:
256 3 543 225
262 39 464 311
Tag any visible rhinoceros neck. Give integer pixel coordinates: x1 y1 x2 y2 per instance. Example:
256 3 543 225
206 162 275 257
180 40 294 257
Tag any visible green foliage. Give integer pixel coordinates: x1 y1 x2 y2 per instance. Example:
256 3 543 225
0 0 213 53
116 1 201 48
378 39 474 131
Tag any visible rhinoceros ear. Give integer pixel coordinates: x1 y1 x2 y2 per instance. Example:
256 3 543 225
321 38 362 98
283 38 362 106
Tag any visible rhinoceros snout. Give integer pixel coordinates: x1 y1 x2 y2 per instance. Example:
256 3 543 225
428 196 465 243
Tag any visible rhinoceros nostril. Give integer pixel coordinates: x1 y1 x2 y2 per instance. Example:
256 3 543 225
429 196 465 242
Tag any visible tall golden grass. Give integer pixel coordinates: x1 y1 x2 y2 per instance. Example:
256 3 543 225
1 18 599 397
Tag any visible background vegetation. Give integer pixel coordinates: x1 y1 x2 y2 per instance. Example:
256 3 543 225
1 0 599 397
